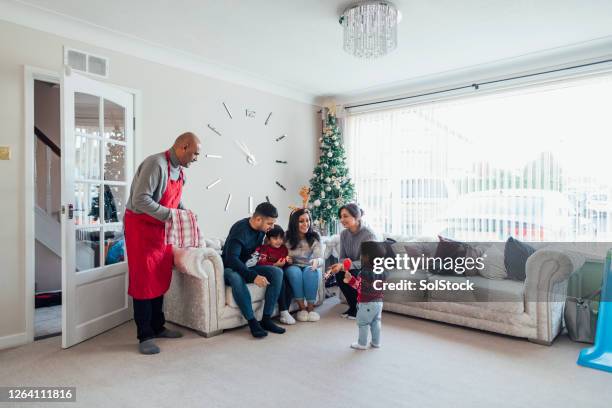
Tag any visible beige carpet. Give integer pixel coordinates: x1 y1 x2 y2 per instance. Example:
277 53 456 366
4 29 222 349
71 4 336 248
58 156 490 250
0 298 609 408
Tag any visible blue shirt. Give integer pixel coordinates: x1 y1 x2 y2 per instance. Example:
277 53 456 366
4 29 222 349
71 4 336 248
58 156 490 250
222 218 264 281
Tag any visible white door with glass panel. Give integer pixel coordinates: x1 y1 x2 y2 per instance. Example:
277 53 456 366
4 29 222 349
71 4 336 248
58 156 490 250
61 71 134 348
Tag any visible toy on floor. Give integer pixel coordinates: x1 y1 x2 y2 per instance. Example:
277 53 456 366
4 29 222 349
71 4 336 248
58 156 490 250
577 249 612 373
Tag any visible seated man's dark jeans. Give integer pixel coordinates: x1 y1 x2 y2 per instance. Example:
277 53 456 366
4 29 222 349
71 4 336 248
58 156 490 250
224 265 284 320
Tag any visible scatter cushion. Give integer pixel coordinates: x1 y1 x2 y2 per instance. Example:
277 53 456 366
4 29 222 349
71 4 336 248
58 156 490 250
504 237 536 281
430 236 481 276
479 244 507 280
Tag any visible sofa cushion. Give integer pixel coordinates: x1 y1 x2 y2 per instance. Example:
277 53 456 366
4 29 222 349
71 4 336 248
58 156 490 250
430 236 482 276
383 269 429 304
427 275 525 314
204 238 224 255
479 244 507 280
427 274 479 302
226 283 266 308
504 237 535 281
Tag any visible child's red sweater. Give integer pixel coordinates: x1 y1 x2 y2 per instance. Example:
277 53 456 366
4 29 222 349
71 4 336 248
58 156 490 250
256 244 288 266
346 269 386 303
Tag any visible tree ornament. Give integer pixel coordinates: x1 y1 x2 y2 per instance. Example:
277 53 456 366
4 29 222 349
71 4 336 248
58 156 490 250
314 199 321 207
327 152 333 158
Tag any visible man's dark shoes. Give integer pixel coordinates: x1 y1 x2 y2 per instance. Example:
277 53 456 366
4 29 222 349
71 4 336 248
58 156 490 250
139 339 160 355
260 316 286 334
155 328 183 339
248 319 268 338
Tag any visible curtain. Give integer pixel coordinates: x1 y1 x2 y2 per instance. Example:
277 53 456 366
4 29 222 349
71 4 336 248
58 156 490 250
345 74 612 243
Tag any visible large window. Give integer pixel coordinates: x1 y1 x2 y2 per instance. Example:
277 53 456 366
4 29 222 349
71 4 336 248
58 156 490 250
345 74 612 241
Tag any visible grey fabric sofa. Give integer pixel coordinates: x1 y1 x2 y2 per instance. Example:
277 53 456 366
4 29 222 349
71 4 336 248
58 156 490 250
328 235 585 345
163 238 325 337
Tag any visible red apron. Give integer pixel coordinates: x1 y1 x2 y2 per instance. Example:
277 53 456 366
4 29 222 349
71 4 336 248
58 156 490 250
125 151 183 299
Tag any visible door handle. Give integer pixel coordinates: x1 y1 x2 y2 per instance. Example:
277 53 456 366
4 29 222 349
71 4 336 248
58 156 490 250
67 204 74 220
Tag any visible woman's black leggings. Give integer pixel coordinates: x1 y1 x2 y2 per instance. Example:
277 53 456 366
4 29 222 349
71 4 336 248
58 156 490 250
335 269 359 312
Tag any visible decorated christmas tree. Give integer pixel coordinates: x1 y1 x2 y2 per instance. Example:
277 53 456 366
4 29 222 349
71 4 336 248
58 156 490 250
309 111 355 234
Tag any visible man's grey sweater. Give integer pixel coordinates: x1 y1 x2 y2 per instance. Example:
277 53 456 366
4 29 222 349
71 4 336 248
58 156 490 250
126 148 185 221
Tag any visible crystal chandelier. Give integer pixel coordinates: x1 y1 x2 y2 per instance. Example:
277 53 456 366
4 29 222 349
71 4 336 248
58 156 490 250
339 1 401 59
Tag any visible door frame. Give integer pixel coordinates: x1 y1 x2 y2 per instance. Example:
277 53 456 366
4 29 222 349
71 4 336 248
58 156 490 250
23 65 142 346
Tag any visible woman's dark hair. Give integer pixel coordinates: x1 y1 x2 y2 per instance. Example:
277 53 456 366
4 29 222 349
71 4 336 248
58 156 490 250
337 203 364 219
265 224 285 239
286 208 320 250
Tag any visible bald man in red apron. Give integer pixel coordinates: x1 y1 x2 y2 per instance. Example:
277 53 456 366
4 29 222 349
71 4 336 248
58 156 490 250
124 132 201 354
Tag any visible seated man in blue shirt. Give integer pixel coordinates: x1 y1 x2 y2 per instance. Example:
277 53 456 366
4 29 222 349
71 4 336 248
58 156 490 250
222 202 286 338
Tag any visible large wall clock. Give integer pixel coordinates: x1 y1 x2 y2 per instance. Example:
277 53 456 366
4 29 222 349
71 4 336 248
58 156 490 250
203 102 290 214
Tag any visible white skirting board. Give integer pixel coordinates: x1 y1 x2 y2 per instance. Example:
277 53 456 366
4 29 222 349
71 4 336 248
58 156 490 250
0 332 28 351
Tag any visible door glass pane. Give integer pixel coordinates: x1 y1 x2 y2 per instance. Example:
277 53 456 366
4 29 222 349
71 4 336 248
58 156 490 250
74 183 101 226
75 135 101 180
104 99 125 141
76 227 101 272
75 93 100 137
104 142 126 181
102 185 126 223
75 92 101 179
104 225 125 266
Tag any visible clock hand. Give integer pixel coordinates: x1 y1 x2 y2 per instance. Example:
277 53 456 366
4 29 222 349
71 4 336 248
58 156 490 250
235 140 257 165
234 140 250 156
244 143 257 165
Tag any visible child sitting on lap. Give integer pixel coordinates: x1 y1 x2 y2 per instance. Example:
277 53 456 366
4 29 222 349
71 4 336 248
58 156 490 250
344 241 388 350
255 225 289 268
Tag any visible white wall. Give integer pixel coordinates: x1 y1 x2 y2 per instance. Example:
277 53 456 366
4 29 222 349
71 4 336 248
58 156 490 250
0 20 319 344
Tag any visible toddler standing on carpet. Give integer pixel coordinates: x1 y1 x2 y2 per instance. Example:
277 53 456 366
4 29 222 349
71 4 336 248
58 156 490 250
344 241 388 350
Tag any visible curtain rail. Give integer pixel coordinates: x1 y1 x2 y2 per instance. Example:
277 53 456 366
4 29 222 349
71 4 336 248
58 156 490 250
345 58 612 110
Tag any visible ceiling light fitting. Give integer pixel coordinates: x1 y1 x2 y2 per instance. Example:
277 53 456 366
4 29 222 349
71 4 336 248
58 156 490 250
339 1 401 59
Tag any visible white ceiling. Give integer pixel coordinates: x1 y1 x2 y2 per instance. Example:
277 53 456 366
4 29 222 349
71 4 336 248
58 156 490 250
8 0 612 102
